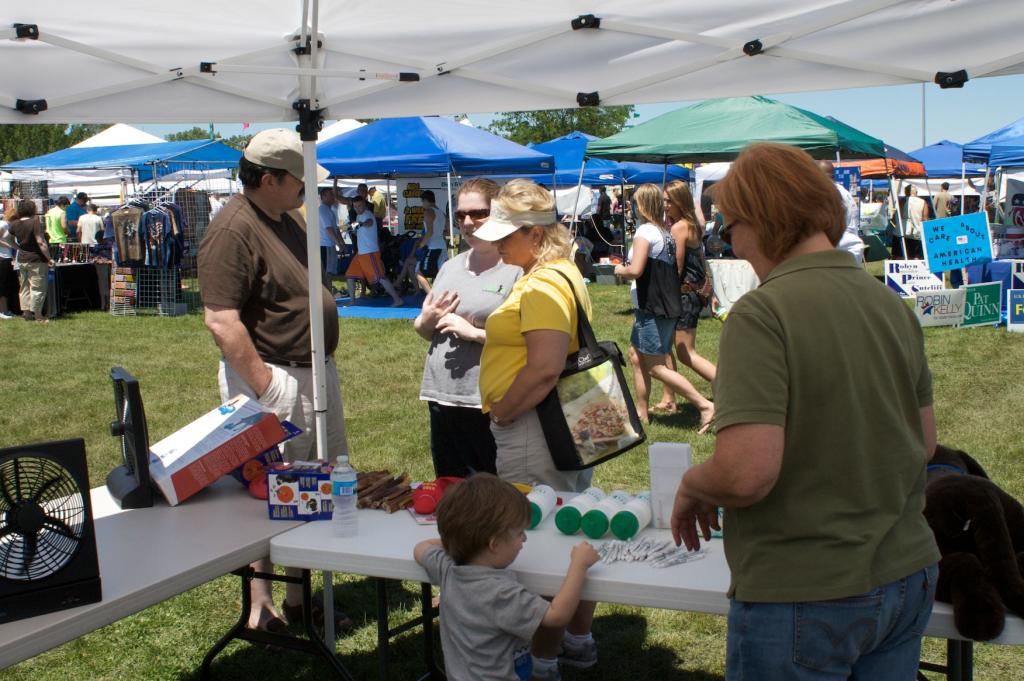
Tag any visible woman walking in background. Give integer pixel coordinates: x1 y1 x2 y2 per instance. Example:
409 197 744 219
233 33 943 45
9 200 54 323
615 184 713 431
651 180 718 413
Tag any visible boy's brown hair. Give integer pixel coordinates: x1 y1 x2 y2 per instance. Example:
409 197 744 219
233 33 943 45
436 473 531 565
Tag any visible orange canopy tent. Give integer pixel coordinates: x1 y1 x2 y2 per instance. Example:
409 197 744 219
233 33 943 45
835 157 926 178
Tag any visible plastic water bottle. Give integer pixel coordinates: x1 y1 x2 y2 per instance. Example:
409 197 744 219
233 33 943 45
527 485 557 529
555 487 606 535
611 491 652 540
331 455 358 537
581 490 632 539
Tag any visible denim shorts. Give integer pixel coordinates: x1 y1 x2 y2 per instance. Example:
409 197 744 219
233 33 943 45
631 310 676 355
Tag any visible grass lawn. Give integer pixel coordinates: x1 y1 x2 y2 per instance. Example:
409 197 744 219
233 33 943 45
2 281 1023 680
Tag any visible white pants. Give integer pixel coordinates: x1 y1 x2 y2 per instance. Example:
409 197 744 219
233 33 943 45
219 357 348 462
491 409 593 493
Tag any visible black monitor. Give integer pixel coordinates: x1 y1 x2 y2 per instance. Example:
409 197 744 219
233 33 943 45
106 367 154 508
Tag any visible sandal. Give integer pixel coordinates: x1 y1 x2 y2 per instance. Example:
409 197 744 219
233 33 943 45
251 615 288 652
281 600 354 634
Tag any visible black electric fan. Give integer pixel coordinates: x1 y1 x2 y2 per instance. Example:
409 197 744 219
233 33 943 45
106 367 154 509
0 439 102 623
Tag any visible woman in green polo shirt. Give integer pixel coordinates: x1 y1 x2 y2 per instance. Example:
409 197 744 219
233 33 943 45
670 142 939 681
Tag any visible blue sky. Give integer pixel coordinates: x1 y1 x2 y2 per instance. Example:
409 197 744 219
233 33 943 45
139 73 1024 153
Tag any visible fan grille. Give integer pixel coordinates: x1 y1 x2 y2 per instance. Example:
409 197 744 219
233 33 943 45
0 456 85 581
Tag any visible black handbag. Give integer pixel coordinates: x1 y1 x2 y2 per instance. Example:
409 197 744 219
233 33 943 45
534 270 646 470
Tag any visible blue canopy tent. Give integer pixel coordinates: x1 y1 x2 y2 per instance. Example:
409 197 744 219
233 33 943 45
2 139 241 181
521 132 690 186
316 116 553 177
989 142 1024 168
909 140 985 177
963 116 1024 163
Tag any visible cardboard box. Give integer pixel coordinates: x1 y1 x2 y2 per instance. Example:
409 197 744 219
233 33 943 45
267 461 334 520
149 395 288 505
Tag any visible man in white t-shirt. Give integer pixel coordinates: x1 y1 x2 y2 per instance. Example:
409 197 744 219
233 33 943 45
317 187 342 276
818 162 864 263
343 194 402 306
77 203 104 246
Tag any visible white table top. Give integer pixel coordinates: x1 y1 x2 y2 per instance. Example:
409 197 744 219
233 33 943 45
0 479 301 669
271 505 1024 646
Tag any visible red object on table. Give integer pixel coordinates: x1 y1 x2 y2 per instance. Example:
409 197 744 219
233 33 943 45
412 476 463 514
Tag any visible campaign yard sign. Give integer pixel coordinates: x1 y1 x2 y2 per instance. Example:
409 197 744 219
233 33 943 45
886 260 944 298
1013 260 1024 289
922 211 993 273
1009 290 1024 333
960 282 1002 328
914 289 966 327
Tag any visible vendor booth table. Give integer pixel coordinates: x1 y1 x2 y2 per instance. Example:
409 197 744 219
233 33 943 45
45 262 111 316
0 479 301 670
271 504 1024 681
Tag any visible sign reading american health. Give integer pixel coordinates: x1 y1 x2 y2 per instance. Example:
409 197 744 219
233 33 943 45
922 211 992 274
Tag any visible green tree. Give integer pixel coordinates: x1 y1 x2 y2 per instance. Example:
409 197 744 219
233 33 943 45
0 123 106 165
165 126 213 142
223 134 253 151
486 106 635 145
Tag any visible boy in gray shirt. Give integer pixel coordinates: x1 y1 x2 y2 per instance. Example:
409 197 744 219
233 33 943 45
414 474 598 681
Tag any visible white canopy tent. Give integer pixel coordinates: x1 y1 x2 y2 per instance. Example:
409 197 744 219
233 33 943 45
4 0 1021 458
71 123 165 148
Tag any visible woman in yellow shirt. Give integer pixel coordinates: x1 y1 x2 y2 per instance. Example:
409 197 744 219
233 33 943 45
475 177 598 679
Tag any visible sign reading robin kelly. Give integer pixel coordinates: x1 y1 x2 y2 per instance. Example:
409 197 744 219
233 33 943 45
886 260 944 298
960 282 1002 328
915 289 966 327
922 211 993 274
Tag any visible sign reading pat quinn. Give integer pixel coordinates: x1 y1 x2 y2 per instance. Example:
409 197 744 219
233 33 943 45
960 282 1002 328
914 289 965 327
922 211 993 274
885 260 944 298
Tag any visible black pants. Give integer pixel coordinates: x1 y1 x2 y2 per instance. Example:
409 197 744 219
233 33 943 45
427 401 497 478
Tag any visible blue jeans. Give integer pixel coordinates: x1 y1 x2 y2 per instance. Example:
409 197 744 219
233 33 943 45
726 564 937 681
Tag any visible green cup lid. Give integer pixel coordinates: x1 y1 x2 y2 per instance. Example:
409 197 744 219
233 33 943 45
581 509 609 539
610 511 639 540
529 502 542 529
555 506 582 534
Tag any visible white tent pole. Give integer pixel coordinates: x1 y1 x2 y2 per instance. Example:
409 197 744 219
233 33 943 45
386 178 393 231
446 170 455 252
571 159 586 237
295 0 329 466
960 161 966 215
892 177 907 258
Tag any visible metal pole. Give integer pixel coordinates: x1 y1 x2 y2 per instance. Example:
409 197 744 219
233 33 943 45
960 161 966 215
445 170 455 253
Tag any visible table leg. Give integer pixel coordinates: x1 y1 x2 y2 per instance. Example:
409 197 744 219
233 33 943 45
200 567 356 681
419 581 444 680
377 578 392 681
323 570 335 644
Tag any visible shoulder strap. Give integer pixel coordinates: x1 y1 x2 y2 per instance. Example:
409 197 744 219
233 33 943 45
545 267 600 355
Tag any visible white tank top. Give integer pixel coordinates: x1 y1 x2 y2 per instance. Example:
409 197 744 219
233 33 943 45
425 206 447 250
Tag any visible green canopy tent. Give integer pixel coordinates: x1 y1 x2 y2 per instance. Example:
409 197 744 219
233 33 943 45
586 96 888 163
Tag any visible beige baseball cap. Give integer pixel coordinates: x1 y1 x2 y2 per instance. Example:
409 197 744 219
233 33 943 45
243 128 329 183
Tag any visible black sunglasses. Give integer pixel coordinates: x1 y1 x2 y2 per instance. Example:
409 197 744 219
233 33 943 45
720 221 736 245
456 208 490 221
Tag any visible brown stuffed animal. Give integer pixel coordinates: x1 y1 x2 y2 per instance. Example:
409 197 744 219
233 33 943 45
924 444 1024 641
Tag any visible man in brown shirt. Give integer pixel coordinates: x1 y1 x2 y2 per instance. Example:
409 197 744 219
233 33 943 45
199 128 351 635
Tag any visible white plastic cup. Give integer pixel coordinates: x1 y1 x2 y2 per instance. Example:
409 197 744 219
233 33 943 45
648 442 692 529
527 485 557 529
581 490 631 539
611 491 652 540
554 487 606 535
